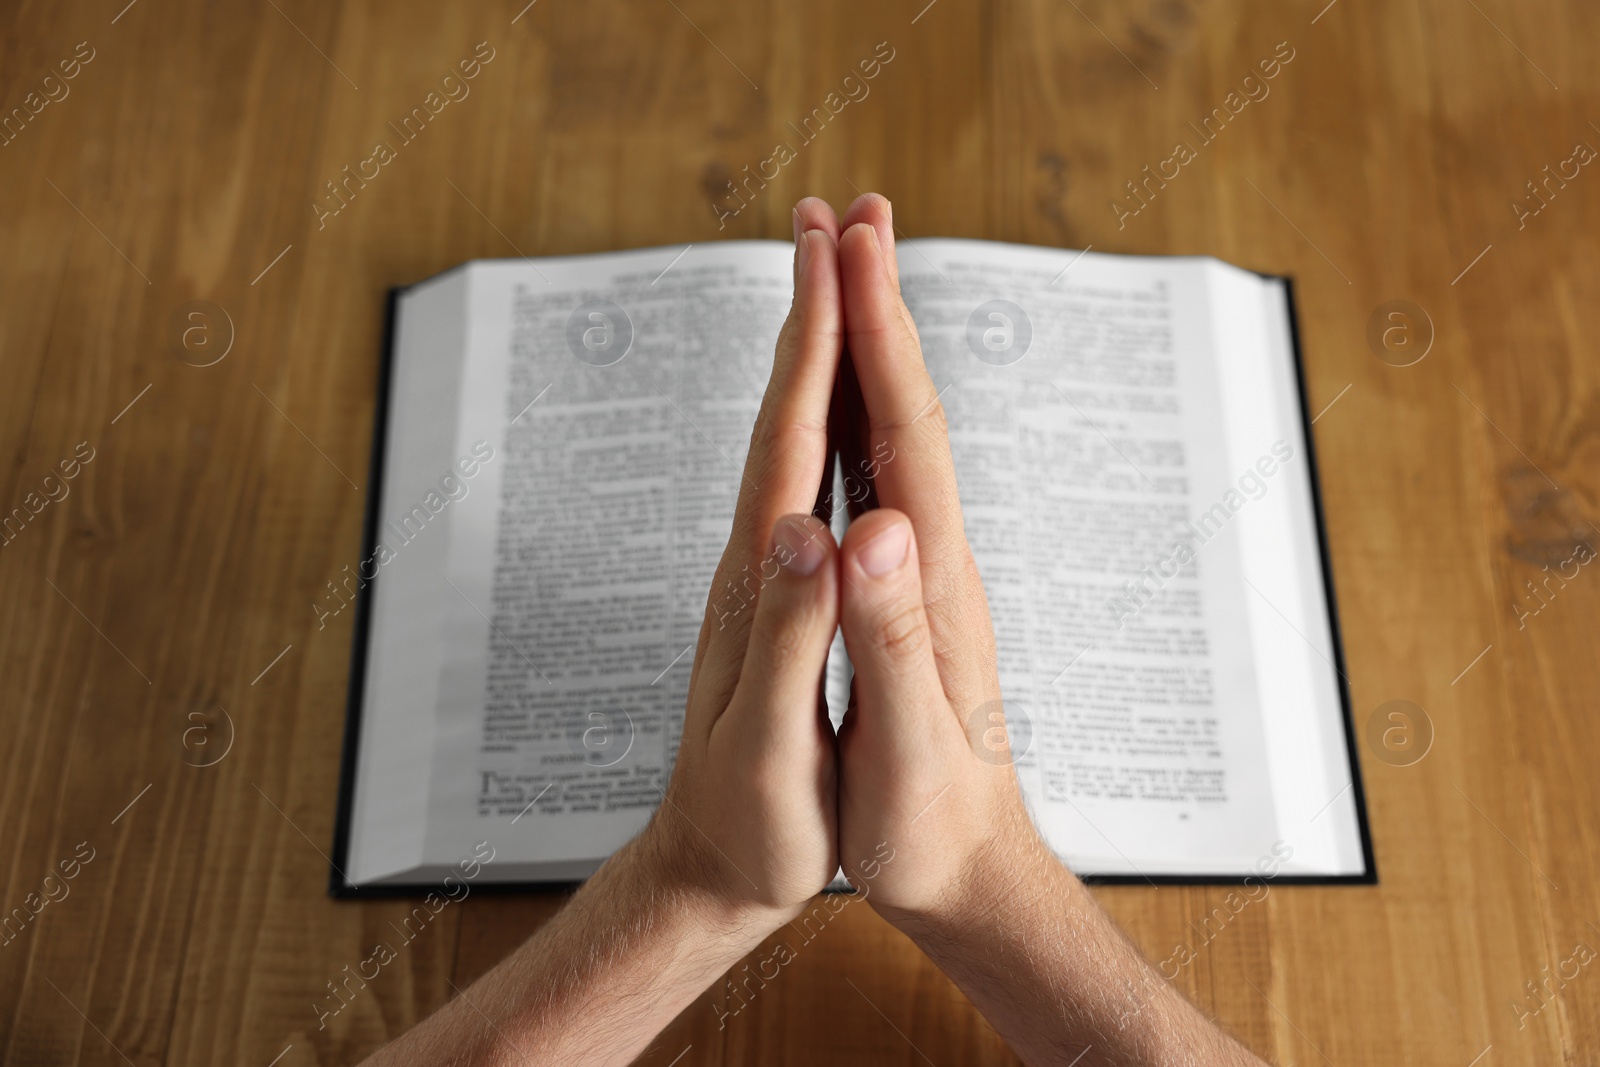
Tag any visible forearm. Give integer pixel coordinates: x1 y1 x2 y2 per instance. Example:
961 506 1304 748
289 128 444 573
362 830 774 1067
893 835 1266 1067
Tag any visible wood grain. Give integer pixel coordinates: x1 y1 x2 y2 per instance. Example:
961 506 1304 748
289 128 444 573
2 0 1596 1063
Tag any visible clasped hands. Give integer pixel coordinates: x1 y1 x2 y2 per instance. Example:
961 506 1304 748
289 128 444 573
647 193 1039 941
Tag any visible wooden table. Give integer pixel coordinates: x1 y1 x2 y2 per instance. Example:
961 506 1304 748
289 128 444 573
3 0 1596 1063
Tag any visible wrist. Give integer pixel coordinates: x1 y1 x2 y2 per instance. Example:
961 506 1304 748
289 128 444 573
457 812 784 1067
881 816 1082 949
629 810 787 958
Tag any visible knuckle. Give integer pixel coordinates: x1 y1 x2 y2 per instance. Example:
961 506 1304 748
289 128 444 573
774 299 841 364
918 550 991 655
869 394 947 436
755 588 825 665
758 612 812 666
870 600 929 662
787 303 844 352
706 560 760 633
763 411 825 450
745 415 824 488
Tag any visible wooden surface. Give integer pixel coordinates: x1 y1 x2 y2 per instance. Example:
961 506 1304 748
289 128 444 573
2 0 1597 1063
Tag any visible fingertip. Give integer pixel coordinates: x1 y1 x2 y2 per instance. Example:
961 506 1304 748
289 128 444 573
841 193 897 283
800 226 838 265
795 228 841 313
841 219 877 248
838 222 907 339
772 512 835 578
841 508 915 581
839 222 888 283
843 191 892 232
794 196 843 241
836 509 939 694
732 512 840 727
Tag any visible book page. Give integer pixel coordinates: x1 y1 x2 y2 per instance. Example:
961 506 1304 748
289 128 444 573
1209 267 1366 876
344 269 473 888
899 240 1281 875
420 243 796 875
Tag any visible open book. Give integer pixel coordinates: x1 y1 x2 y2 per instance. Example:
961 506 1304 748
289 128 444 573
329 239 1374 896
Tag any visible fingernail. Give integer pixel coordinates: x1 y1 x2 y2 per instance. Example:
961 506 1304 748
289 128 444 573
774 515 825 576
797 229 812 275
861 223 892 267
858 522 909 577
792 207 803 246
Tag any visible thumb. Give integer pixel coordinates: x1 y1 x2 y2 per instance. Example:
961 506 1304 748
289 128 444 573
837 510 948 735
729 514 840 739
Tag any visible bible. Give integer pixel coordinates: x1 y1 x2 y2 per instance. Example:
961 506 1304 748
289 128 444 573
329 238 1374 896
